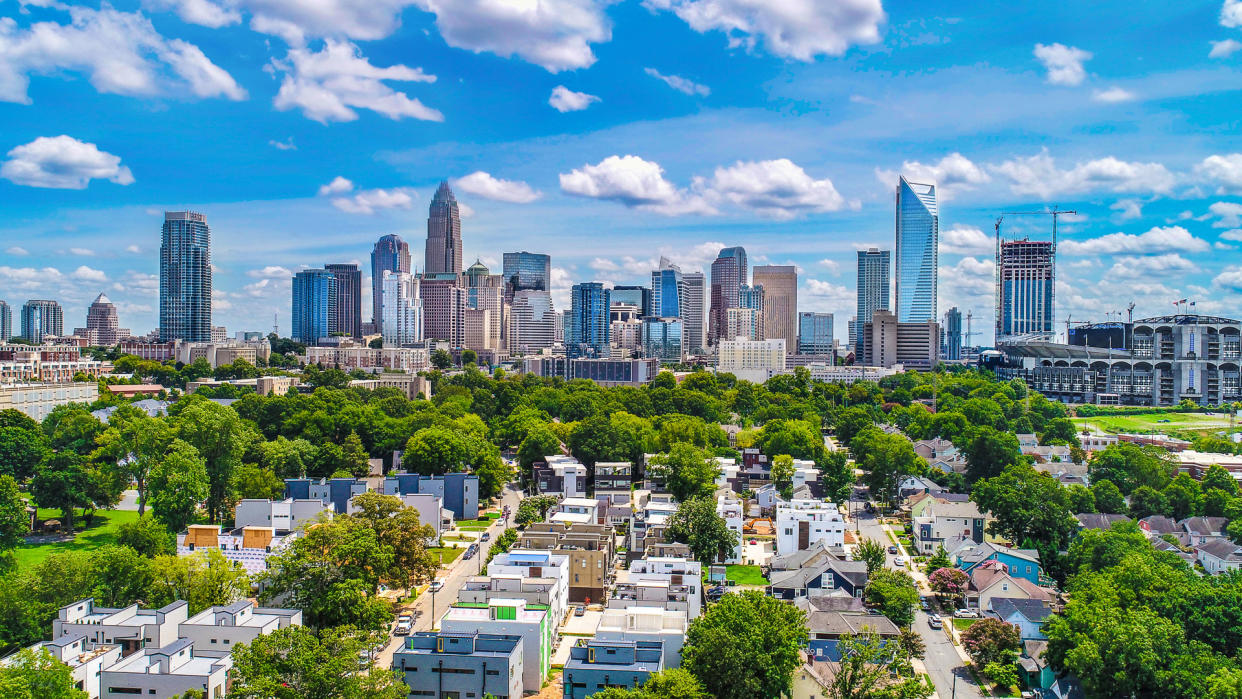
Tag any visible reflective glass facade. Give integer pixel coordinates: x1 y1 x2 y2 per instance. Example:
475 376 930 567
797 312 834 355
502 251 551 300
0 301 9 343
856 248 890 351
997 240 1054 339
159 211 212 342
650 260 684 319
20 299 62 342
894 177 938 323
566 282 610 359
642 317 684 361
611 286 651 317
291 269 338 345
325 263 362 338
370 234 411 332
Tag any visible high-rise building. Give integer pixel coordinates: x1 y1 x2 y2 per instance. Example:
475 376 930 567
751 266 796 352
610 286 651 317
861 310 939 370
381 271 423 346
159 211 212 342
895 176 938 323
425 180 463 276
21 299 62 342
997 239 1054 340
370 234 411 333
642 317 684 362
74 293 130 346
725 307 761 341
566 282 610 359
509 290 555 354
291 269 339 346
650 257 685 319
709 246 747 345
683 271 706 355
610 304 643 354
501 252 551 301
847 317 858 351
943 307 963 360
0 301 10 342
464 260 506 351
325 263 362 338
421 274 467 347
856 248 891 352
739 284 765 340
798 312 834 355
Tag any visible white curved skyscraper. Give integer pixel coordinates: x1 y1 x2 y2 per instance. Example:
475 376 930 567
895 176 938 323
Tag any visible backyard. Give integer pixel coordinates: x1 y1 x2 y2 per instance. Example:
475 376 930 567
14 508 141 569
724 564 768 586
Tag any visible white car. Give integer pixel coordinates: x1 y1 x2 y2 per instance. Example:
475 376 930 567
428 580 444 592
954 608 980 618
394 615 413 636
893 556 906 567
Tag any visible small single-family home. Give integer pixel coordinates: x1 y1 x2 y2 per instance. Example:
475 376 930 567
768 552 868 601
1074 513 1130 532
952 542 1042 585
986 598 1052 641
1180 517 1228 546
913 499 988 554
1138 515 1179 538
1196 539 1242 575
966 562 1054 611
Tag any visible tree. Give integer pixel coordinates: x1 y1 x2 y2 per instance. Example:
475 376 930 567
90 545 154 607
1128 485 1171 519
115 516 174 557
962 426 1021 482
232 463 284 500
852 538 887 575
568 412 654 467
664 496 737 564
1065 483 1096 514
1045 606 1183 699
650 444 719 503
515 495 558 527
770 454 795 499
347 492 438 590
92 411 171 515
832 407 874 448
682 590 807 699
826 631 935 699
928 568 969 604
517 423 561 472
924 545 952 575
176 399 252 523
1089 442 1176 494
1163 473 1203 520
817 450 853 504
341 430 370 478
898 626 926 661
0 476 29 554
0 647 89 699
228 626 406 699
864 568 919 627
640 668 710 698
30 452 90 531
756 419 826 462
852 428 923 507
148 440 209 533
1092 479 1128 514
1202 463 1239 496
983 661 1019 692
430 349 452 370
460 348 478 366
148 548 251 614
960 617 1021 667
402 426 470 475
971 463 1079 551
0 426 47 482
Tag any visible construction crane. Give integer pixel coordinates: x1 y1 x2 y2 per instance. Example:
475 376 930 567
995 207 1078 343
997 206 1079 248
963 309 982 347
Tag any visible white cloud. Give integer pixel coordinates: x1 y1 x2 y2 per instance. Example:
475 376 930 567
1213 266 1242 292
1224 0 1242 28
1107 254 1197 277
269 137 297 151
0 6 245 104
144 0 241 28
454 171 541 203
548 85 599 112
411 0 611 72
644 0 885 61
1210 202 1242 228
1209 39 1242 58
69 247 94 256
6 246 29 255
1060 225 1210 255
270 40 441 123
940 225 992 255
590 255 658 277
818 259 840 273
247 265 293 279
1110 198 1143 222
1198 153 1242 194
560 155 715 216
70 265 106 282
644 67 710 96
331 187 417 214
1 135 134 189
1216 241 1236 251
939 256 994 299
126 245 141 253
991 149 1175 198
1033 42 1092 86
155 0 417 43
801 278 853 314
1092 86 1135 103
318 176 354 196
875 152 990 199
1221 229 1242 242
700 158 853 219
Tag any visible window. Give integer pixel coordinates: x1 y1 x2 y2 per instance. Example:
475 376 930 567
108 689 142 695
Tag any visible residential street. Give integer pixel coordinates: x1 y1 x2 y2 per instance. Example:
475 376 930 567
849 490 984 699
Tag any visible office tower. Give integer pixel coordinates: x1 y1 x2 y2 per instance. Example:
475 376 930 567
610 304 643 353
856 248 891 352
566 282 610 359
739 284 765 340
421 275 467 346
895 176 938 323
509 290 555 353
944 307 963 360
325 263 362 338
381 271 423 346
751 265 796 351
725 307 761 341
611 285 651 317
861 310 939 370
74 293 130 346
554 311 565 344
425 180 463 276
847 318 858 350
21 299 62 342
996 239 1054 340
650 257 685 319
291 269 339 346
501 251 551 301
798 312 834 355
0 301 9 342
708 246 747 345
683 272 706 355
159 211 212 342
370 234 411 332
464 260 505 351
642 317 684 362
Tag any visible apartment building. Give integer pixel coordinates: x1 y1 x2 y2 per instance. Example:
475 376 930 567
517 522 615 603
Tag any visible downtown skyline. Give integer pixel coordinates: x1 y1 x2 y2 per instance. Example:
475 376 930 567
1 1 1241 341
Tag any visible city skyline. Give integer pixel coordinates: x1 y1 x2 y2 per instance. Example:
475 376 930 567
1 2 1240 342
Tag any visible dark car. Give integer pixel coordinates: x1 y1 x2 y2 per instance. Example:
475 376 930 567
480 532 490 542
888 545 899 554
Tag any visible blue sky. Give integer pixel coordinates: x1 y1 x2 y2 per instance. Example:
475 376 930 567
1 0 1241 344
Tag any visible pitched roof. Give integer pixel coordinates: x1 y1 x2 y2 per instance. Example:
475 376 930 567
1139 515 1179 535
1196 539 1242 561
1075 513 1130 530
805 611 900 637
957 542 1040 568
794 596 867 614
989 597 1052 622
969 566 1053 602
1181 516 1228 535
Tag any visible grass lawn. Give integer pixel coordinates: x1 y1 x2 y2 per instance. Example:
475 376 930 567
429 546 463 565
724 564 768 586
952 618 979 631
1072 412 1235 436
14 508 141 570
456 517 496 530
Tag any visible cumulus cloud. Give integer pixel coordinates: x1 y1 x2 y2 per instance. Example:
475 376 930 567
411 0 611 72
1224 0 1242 28
818 259 840 274
1221 229 1242 242
991 149 1175 198
315 175 415 213
1198 153 1242 193
6 246 28 256
1209 39 1242 58
1210 202 1242 228
247 265 293 279
69 247 95 256
1060 225 1209 255
645 0 885 61
644 67 710 96
70 265 106 282
940 256 995 300
269 137 297 151
560 155 715 216
1107 254 1197 277
801 278 853 315
270 40 441 123
940 225 992 255
875 152 990 199
1092 86 1135 103
1 135 134 189
144 0 242 28
548 85 599 112
454 171 541 203
0 5 244 104
1213 266 1242 292
700 158 854 219
1110 198 1143 222
318 176 354 196
1033 42 1092 86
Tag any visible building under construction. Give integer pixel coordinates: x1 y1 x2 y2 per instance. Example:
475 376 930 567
996 238 1055 340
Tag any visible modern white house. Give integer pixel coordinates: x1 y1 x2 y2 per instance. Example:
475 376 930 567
462 550 571 623
233 497 330 531
716 493 744 564
439 598 553 693
347 491 451 541
775 499 845 556
594 606 689 668
99 638 232 699
176 601 302 658
2 633 121 699
54 599 190 657
550 497 601 526
610 557 703 619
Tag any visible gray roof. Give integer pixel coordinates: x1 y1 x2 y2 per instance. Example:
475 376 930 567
769 557 867 591
957 542 1040 566
768 539 839 572
1181 516 1227 535
794 596 867 614
806 611 899 637
1140 515 1179 535
989 597 1052 623
1196 539 1242 561
1075 513 1130 530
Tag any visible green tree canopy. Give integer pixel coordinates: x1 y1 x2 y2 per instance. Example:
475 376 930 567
649 444 719 503
864 568 919 627
682 590 808 699
227 625 406 699
664 496 737 565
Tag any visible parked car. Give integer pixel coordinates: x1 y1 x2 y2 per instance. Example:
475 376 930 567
954 608 980 618
480 532 490 542
928 614 943 629
893 556 906 567
573 605 586 617
920 597 931 611
428 580 444 592
887 545 899 554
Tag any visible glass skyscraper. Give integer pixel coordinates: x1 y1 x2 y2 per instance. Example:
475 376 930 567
291 269 338 345
159 211 212 342
501 251 551 301
856 248 890 351
371 234 411 332
997 239 1054 339
325 263 362 338
21 299 62 342
566 282 610 359
0 301 9 343
381 271 424 346
943 306 963 359
425 180 463 276
611 285 651 317
751 266 796 351
798 312 834 355
650 257 685 319
895 176 938 323
642 317 684 362
709 246 747 345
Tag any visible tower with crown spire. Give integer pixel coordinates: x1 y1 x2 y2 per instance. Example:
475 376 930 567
425 180 462 276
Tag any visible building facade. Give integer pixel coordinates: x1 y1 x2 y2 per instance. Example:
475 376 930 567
159 211 212 342
611 285 651 317
861 310 939 370
21 299 63 342
856 248 890 351
997 239 1055 340
641 317 683 362
74 293 130 345
751 265 797 352
708 246 747 345
381 271 423 346
421 275 467 347
717 338 787 383
0 301 9 342
502 251 551 301
797 312 833 355
944 306 963 360
895 177 938 323
291 269 338 346
683 271 706 355
566 282 610 359
425 180 463 276
509 290 556 354
325 263 363 338
370 234 411 333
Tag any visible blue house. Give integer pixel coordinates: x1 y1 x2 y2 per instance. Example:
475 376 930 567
563 639 663 699
951 541 1042 586
283 477 367 514
385 472 480 520
768 557 868 601
393 631 523 699
987 597 1052 641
